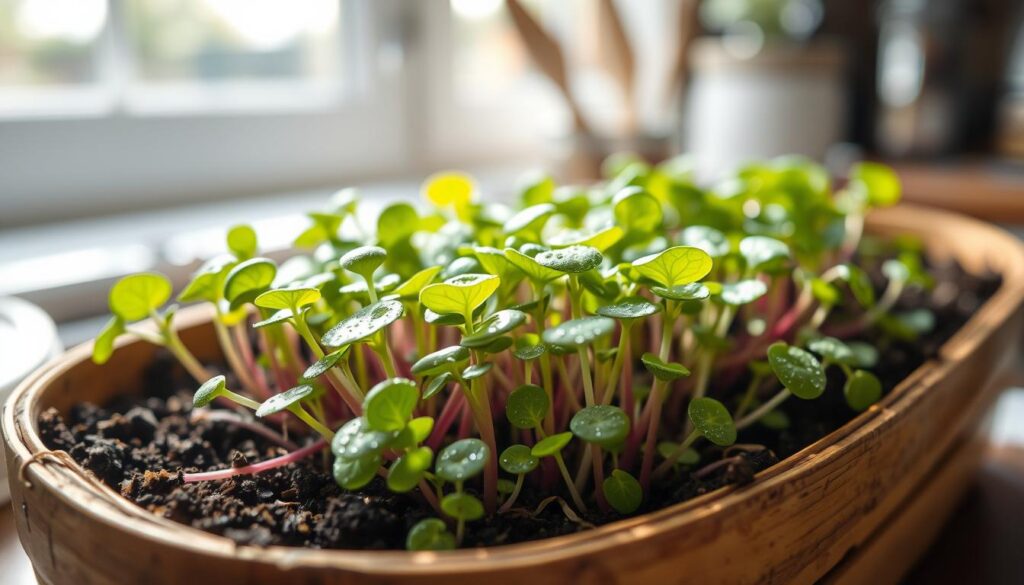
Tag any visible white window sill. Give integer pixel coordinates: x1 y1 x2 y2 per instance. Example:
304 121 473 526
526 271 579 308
1 164 533 344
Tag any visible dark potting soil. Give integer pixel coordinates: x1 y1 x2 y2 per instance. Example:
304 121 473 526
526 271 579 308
37 260 1000 550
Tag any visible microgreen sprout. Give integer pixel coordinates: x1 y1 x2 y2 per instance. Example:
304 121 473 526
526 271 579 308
93 156 919 549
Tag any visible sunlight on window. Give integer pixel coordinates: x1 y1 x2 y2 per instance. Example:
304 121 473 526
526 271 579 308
125 0 343 83
0 0 106 86
204 0 338 51
450 0 503 22
16 0 106 43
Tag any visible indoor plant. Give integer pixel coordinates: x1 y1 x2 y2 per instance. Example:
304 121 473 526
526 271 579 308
6 157 1024 584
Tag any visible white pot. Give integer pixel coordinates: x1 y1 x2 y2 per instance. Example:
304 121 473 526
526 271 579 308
0 297 61 504
685 38 847 178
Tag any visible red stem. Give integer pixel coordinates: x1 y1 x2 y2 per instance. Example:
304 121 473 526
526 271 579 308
233 324 271 400
427 390 465 450
457 400 473 438
639 390 664 490
182 440 326 483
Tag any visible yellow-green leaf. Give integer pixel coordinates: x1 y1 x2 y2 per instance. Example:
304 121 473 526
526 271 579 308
504 248 561 283
423 172 475 220
632 246 713 288
109 272 172 321
226 224 258 260
419 274 499 318
392 265 443 300
92 316 125 365
254 287 321 311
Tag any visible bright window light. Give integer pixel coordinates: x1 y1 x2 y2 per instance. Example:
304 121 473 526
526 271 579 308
204 0 339 50
15 0 106 43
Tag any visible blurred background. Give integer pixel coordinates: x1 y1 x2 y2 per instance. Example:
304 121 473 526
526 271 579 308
2 0 1024 334
1 1 1024 581
2 1 1024 365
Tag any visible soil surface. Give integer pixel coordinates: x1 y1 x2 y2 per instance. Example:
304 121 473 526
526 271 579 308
38 260 1000 550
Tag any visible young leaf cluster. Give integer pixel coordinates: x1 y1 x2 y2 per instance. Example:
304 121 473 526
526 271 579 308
93 156 928 549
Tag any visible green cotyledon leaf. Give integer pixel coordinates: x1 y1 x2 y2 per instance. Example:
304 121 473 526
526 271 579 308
632 246 713 288
419 274 500 318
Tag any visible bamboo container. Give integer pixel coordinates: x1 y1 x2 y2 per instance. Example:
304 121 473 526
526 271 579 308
5 205 1024 585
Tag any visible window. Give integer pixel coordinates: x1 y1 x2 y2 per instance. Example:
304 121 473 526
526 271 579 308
1 0 683 323
0 0 403 228
0 0 680 228
0 0 108 115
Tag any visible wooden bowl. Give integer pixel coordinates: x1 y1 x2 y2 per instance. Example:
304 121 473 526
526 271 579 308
6 205 1024 585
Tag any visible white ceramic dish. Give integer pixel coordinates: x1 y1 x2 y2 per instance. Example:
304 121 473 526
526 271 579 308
0 297 61 503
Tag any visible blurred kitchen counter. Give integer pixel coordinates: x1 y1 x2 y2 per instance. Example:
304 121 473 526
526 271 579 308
894 159 1024 224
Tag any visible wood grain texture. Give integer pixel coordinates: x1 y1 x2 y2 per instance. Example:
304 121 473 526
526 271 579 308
822 431 988 585
5 204 1024 585
893 161 1024 224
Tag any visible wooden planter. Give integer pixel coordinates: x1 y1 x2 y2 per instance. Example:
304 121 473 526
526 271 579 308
5 205 1024 585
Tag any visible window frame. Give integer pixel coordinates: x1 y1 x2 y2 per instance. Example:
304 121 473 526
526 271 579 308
0 0 679 228
0 0 409 228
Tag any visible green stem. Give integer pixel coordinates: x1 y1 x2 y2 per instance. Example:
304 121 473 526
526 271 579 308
568 275 583 320
809 304 832 331
578 347 596 407
353 337 369 389
163 324 213 384
555 452 587 512
363 275 379 304
266 319 302 378
372 335 398 378
601 323 630 405
212 310 258 395
735 389 792 431
467 354 498 515
289 405 335 441
537 426 587 512
653 429 701 477
694 305 734 400
530 283 556 435
454 481 466 545
222 389 262 411
291 310 325 360
865 279 906 325
640 303 677 490
409 304 426 359
733 373 765 420
556 357 581 411
498 473 525 513
325 368 366 413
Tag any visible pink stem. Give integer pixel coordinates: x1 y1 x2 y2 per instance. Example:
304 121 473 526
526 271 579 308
426 390 465 450
418 478 442 515
822 318 866 339
233 325 271 399
457 400 473 438
182 440 327 483
364 345 386 380
191 410 299 451
639 392 664 491
259 329 294 392
283 328 306 378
